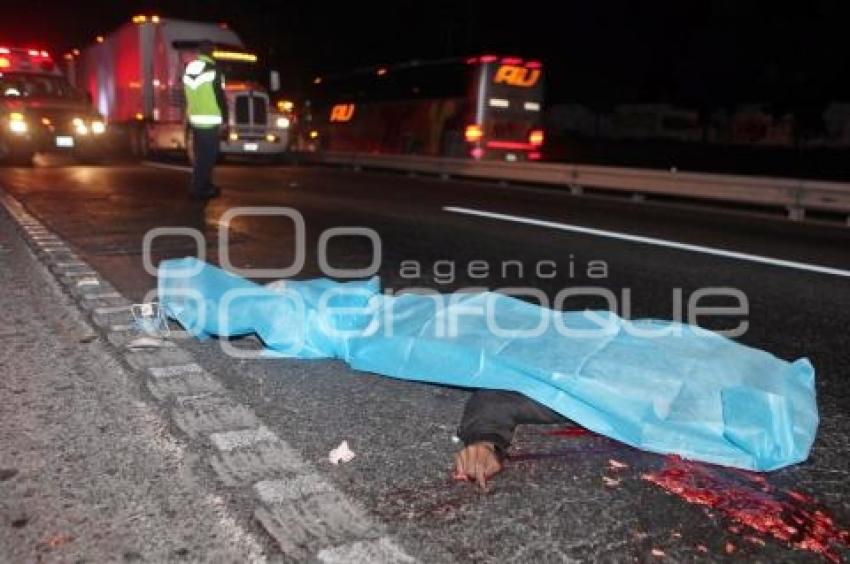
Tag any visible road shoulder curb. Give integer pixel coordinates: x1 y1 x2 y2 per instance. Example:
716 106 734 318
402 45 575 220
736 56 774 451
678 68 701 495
0 190 415 563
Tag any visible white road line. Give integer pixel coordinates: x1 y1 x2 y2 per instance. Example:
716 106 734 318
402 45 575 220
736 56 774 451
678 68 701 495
316 537 417 564
142 160 192 173
255 476 333 504
443 205 850 279
210 426 279 452
94 305 132 315
148 363 204 379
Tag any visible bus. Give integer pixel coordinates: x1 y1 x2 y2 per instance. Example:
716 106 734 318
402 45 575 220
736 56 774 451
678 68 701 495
299 55 544 161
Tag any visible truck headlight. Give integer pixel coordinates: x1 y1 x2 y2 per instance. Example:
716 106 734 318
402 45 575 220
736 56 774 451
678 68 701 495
91 120 106 135
275 116 290 129
9 112 27 134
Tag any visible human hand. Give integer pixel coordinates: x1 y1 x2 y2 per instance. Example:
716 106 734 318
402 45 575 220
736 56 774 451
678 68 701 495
453 441 502 492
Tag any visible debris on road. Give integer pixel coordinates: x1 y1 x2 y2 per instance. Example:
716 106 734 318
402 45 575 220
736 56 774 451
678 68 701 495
328 440 356 465
131 302 170 337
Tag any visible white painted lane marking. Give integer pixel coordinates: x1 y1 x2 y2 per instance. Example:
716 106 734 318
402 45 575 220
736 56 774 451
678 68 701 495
148 363 204 379
443 205 850 279
317 537 417 564
210 426 279 452
94 305 132 315
143 160 192 173
255 476 333 504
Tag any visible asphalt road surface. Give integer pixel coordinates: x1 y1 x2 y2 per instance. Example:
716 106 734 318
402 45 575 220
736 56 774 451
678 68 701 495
1 156 849 562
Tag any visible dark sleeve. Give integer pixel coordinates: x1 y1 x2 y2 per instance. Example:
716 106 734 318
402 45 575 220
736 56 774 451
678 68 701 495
214 67 228 123
458 389 568 454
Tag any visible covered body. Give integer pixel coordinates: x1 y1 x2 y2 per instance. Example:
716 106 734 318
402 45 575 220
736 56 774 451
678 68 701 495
159 258 818 471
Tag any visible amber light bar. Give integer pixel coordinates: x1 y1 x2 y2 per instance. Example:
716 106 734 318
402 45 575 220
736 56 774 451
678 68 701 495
212 50 258 63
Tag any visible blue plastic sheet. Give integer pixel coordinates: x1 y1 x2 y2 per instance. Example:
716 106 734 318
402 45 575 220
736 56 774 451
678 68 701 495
159 258 818 471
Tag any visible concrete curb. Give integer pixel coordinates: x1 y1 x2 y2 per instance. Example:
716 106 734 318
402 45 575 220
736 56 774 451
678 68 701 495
0 191 415 563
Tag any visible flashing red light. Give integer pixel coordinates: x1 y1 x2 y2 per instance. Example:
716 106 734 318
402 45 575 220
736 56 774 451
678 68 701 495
529 129 544 147
40 50 49 58
464 124 484 143
28 49 39 56
0 57 9 68
501 57 523 65
471 147 485 159
528 151 542 161
479 55 498 63
525 60 542 69
0 47 9 54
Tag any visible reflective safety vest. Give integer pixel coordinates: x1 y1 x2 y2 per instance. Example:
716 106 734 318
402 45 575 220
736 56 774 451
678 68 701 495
183 55 223 127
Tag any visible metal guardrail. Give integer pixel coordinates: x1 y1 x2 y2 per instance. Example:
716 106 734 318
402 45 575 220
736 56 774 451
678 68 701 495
302 151 850 222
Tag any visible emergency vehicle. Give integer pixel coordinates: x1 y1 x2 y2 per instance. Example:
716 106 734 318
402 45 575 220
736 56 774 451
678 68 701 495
71 16 289 160
300 55 545 161
0 46 106 164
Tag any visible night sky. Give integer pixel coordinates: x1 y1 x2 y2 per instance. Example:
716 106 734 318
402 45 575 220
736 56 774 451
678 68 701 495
2 0 848 108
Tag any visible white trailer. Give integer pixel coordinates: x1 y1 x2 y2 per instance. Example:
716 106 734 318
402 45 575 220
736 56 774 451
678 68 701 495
73 15 289 159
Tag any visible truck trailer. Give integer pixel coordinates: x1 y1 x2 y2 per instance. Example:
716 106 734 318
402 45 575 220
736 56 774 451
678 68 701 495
73 15 289 160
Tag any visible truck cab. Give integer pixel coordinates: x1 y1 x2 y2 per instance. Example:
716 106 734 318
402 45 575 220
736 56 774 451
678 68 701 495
0 46 106 165
73 17 289 161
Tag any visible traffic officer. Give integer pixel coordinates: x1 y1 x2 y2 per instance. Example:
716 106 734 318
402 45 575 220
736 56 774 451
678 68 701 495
183 40 228 199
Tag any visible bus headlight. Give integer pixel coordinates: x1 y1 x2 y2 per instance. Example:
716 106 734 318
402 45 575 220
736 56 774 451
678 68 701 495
9 112 27 134
91 120 106 135
275 116 290 129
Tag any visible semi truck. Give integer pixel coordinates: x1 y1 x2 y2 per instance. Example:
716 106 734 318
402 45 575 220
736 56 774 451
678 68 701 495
1 45 106 164
71 15 289 160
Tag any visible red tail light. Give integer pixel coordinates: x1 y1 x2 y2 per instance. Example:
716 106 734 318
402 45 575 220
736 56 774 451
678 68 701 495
529 129 544 147
465 124 483 143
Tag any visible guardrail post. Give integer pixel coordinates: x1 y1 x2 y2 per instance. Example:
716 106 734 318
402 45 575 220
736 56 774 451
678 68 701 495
568 183 583 196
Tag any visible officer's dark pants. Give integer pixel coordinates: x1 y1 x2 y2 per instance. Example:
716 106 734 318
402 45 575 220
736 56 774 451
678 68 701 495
190 126 220 197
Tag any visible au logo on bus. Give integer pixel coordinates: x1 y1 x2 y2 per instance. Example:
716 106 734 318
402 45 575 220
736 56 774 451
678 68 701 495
330 103 355 122
493 65 540 88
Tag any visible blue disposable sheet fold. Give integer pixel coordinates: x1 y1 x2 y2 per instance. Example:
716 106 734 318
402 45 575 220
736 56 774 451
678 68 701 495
158 258 818 471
